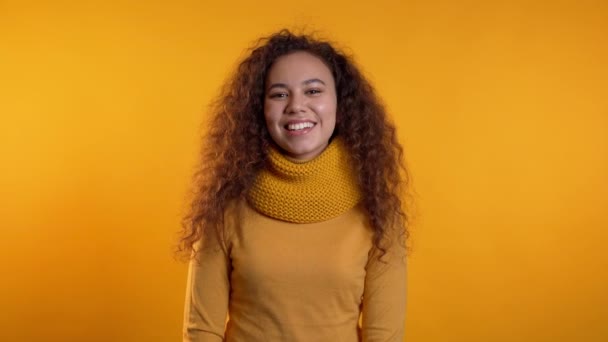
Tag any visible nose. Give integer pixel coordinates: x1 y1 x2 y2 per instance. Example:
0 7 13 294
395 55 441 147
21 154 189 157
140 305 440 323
285 92 306 114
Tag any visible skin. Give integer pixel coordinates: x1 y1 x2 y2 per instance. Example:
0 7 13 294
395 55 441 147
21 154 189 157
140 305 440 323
263 51 337 161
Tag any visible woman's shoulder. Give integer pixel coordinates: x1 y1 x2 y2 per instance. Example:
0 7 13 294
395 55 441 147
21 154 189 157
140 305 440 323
222 197 248 227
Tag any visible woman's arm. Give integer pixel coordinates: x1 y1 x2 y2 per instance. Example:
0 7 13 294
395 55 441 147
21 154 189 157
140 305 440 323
360 237 408 342
183 230 231 342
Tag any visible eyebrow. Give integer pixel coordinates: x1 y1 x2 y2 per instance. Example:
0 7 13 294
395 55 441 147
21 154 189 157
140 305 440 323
267 78 326 90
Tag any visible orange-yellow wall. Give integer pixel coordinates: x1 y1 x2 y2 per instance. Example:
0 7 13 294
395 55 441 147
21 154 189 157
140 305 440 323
1 0 606 341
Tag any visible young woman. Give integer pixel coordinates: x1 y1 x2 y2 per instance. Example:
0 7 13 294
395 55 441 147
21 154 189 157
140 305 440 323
178 29 411 342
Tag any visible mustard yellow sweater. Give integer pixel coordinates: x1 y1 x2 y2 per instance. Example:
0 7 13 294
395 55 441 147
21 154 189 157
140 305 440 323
183 139 407 341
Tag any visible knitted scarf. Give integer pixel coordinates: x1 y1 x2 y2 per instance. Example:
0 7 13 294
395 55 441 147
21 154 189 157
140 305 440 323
247 138 362 223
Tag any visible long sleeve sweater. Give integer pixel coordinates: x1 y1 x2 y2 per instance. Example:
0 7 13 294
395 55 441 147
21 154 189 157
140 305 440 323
183 198 407 342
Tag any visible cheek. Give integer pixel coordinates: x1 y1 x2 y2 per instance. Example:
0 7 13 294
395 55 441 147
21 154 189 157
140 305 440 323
263 105 274 123
264 102 282 123
264 115 283 137
314 101 337 122
264 113 278 127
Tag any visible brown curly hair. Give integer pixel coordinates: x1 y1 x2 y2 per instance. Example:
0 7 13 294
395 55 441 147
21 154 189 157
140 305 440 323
176 29 411 262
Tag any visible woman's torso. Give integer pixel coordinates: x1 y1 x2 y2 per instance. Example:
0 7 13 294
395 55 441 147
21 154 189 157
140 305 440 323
223 199 374 342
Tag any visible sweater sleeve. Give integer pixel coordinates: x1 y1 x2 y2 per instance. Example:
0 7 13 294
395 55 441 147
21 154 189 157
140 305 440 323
182 229 231 342
360 235 408 342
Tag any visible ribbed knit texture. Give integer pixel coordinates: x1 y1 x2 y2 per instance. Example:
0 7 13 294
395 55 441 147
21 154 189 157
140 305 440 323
247 138 362 223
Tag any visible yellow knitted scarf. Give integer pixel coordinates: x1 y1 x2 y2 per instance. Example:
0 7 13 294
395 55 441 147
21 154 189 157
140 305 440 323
247 138 362 223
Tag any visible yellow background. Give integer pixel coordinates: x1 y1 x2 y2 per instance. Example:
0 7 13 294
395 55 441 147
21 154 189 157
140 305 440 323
1 0 606 341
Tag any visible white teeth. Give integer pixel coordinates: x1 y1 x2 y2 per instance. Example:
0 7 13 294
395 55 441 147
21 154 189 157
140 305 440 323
287 122 314 131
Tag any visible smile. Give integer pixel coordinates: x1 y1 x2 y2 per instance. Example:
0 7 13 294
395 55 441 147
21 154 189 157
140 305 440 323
286 122 315 131
284 121 316 136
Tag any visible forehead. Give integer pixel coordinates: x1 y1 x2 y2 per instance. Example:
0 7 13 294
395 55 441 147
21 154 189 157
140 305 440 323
266 51 334 84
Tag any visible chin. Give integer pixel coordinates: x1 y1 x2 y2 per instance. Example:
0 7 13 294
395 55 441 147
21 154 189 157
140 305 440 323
286 143 316 154
286 148 313 158
289 145 326 159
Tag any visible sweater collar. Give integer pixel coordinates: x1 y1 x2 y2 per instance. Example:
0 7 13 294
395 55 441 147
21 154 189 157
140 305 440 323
247 138 362 223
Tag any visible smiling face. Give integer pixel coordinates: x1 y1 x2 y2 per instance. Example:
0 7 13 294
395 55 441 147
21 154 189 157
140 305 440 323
263 51 337 161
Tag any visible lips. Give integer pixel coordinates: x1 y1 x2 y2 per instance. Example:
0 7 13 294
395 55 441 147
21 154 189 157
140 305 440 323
284 119 317 129
284 120 316 136
287 122 315 130
286 119 315 123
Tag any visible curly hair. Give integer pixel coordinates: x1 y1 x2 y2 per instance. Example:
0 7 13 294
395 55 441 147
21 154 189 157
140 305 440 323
176 29 411 262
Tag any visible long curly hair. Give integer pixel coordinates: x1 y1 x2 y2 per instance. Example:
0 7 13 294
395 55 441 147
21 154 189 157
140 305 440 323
177 29 412 262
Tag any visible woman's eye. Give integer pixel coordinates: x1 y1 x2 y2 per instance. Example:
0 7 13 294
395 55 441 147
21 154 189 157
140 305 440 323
306 89 322 95
269 93 287 98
